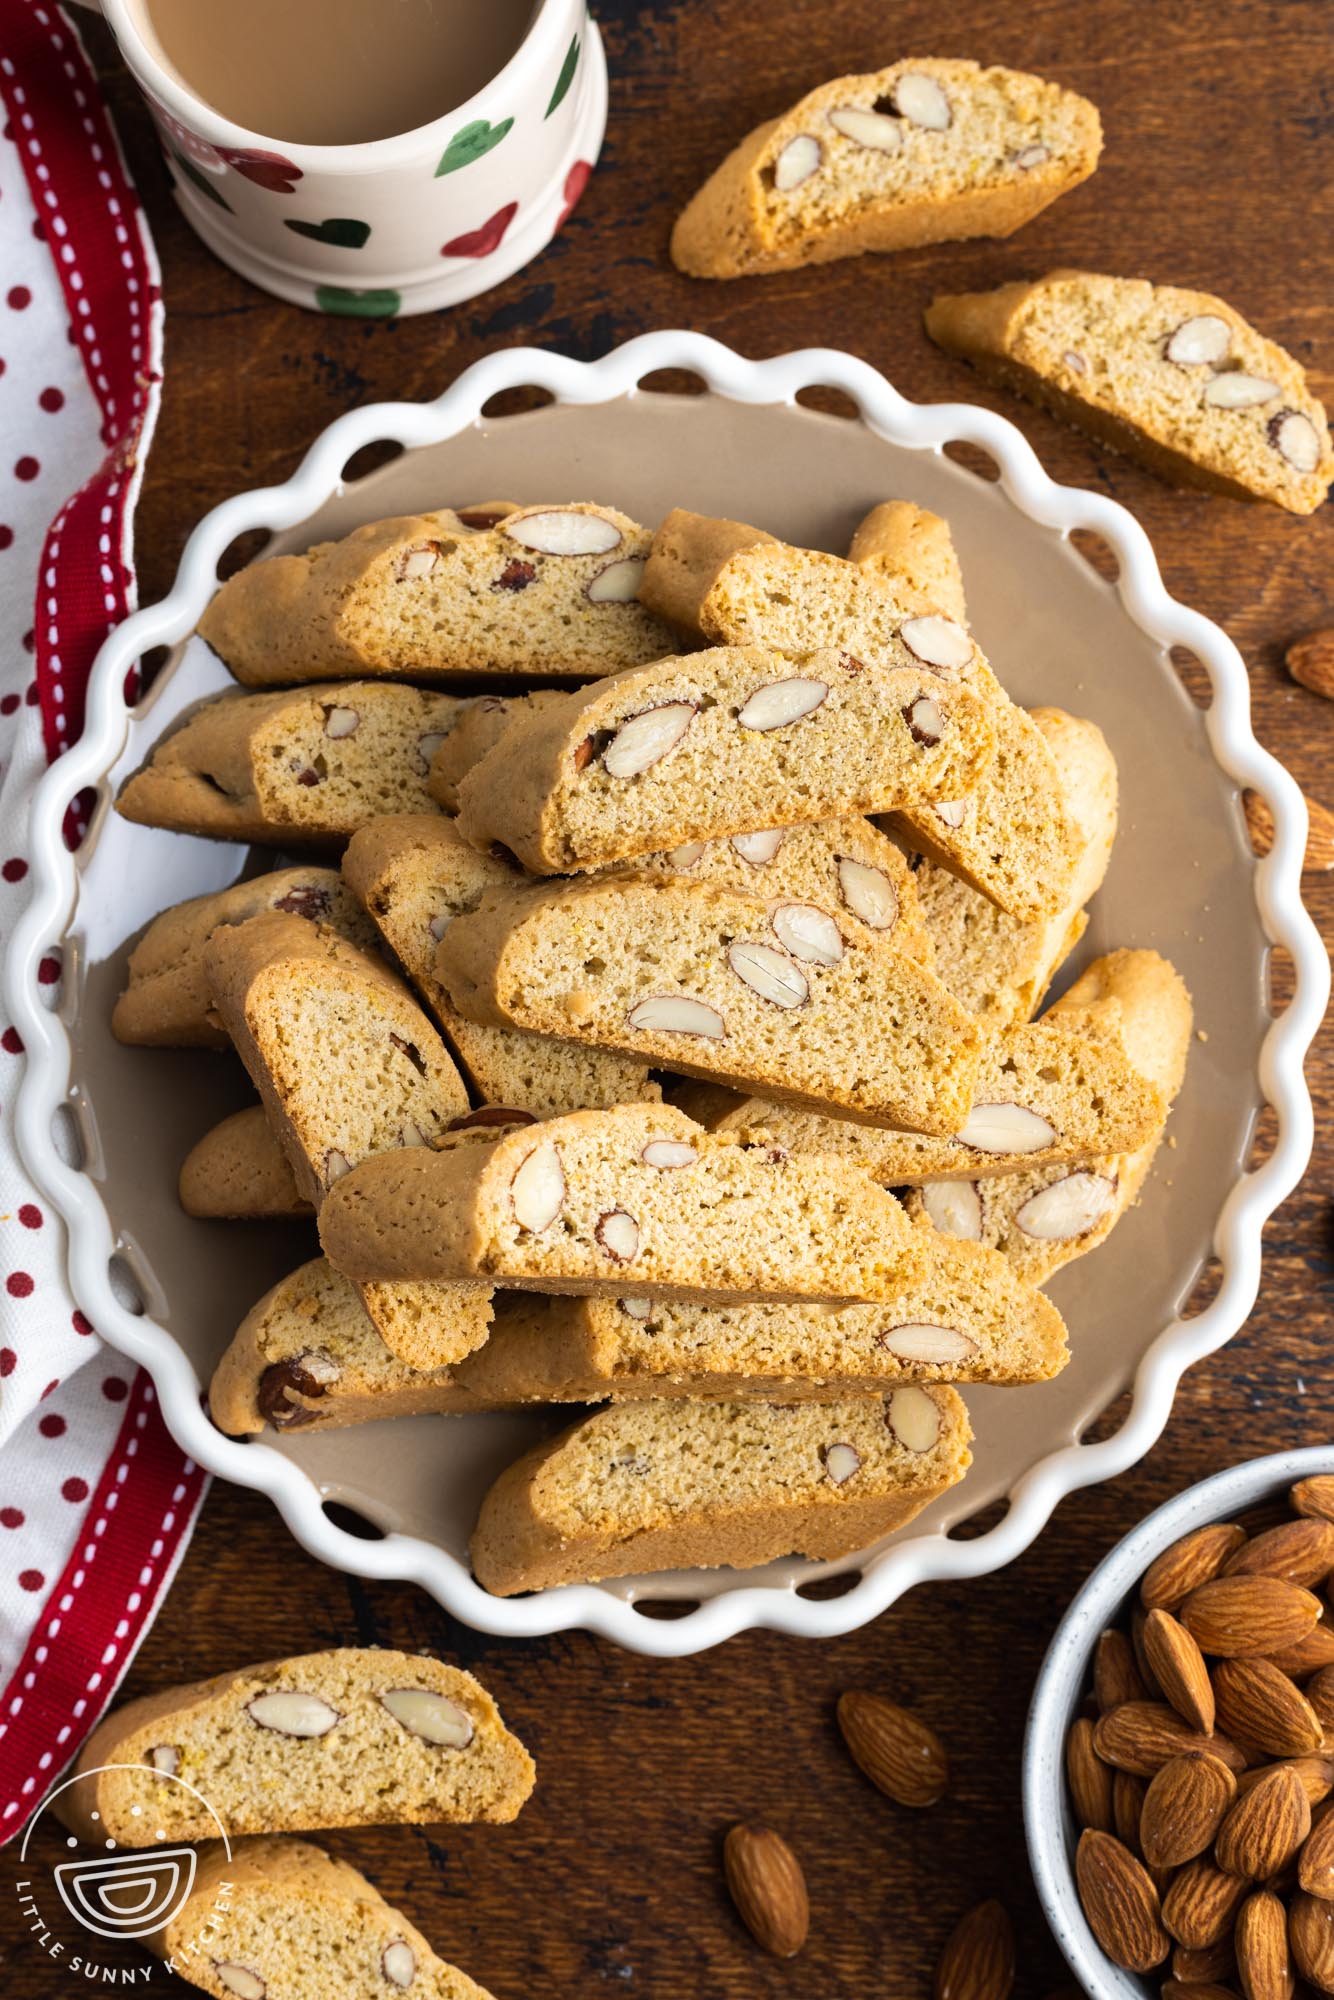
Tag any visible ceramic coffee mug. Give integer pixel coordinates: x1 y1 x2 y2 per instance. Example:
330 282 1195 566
70 0 606 316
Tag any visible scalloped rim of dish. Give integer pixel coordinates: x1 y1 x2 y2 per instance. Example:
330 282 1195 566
5 331 1326 1656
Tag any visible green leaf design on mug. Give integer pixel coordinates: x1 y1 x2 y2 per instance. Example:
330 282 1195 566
283 216 372 249
314 285 401 318
435 118 515 177
545 35 579 117
168 149 233 212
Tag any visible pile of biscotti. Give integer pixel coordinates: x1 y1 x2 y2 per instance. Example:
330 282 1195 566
114 495 1192 1596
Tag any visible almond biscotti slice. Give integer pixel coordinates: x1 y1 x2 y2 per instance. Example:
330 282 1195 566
914 708 1118 1021
671 59 1100 279
642 509 1000 698
149 1838 496 2000
115 867 380 1048
62 1647 534 1844
452 644 994 873
925 270 1334 514
342 814 660 1114
907 949 1192 1284
180 1104 313 1218
435 874 982 1133
471 1387 972 1592
116 683 462 843
203 912 470 1206
428 689 566 809
318 1102 922 1305
682 983 1164 1180
198 500 677 686
202 913 490 1367
210 1235 1067 1433
430 705 933 961
848 500 969 624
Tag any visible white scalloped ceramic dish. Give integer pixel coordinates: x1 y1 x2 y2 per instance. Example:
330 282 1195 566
5 332 1326 1654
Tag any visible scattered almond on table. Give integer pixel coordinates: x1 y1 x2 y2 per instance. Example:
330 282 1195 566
722 1821 809 1958
1287 628 1334 701
1064 1479 1334 1983
1244 787 1334 872
934 1897 1015 2000
836 1689 950 1807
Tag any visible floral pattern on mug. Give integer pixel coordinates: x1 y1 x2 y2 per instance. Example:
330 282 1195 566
557 158 592 230
546 33 579 117
314 285 401 318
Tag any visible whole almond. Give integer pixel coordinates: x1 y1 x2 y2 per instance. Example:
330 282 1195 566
1095 1628 1147 1711
1290 1889 1334 1989
1213 1656 1325 1757
1142 1608 1216 1733
1234 1888 1293 2000
1140 1753 1238 1868
1237 1755 1334 1806
1093 1701 1244 1778
723 1823 808 1957
1162 1856 1251 1948
1264 1625 1334 1679
837 1690 948 1808
1215 1765 1311 1880
1143 1524 1249 1612
1131 1603 1167 1698
1114 1770 1148 1852
1292 1477 1334 1527
1244 787 1334 873
934 1898 1014 2000
1172 1937 1237 1984
1075 1829 1170 1972
1224 1518 1334 1588
1179 1576 1323 1658
1297 1805 1334 1898
1304 1666 1334 1731
1066 1717 1115 1833
1287 629 1334 701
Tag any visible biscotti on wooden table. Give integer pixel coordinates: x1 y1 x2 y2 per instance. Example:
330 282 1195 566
116 682 462 842
925 270 1333 514
671 59 1101 279
317 1102 922 1305
61 1646 533 1842
434 874 983 1133
198 499 677 684
470 1389 973 1593
150 1837 497 2000
341 814 660 1115
114 867 379 1048
451 642 995 873
210 1232 1068 1433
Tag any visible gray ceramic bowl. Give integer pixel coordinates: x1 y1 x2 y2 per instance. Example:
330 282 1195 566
1024 1446 1334 1996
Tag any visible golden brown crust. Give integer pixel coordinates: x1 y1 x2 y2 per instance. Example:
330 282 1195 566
179 1105 312 1219
671 60 1101 279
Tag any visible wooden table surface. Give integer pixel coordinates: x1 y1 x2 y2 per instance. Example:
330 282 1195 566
7 1 1333 1992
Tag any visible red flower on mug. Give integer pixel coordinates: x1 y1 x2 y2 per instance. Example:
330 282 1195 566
221 148 304 193
556 160 593 232
441 202 518 259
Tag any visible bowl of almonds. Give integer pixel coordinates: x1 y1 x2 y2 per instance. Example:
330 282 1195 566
1025 1448 1334 1998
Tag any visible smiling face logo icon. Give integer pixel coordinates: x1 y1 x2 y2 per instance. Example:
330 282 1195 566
53 1846 199 1939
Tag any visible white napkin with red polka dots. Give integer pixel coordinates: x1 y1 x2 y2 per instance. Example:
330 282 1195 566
0 0 207 1842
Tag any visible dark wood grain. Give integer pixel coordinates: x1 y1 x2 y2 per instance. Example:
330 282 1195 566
5 1 1332 1991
